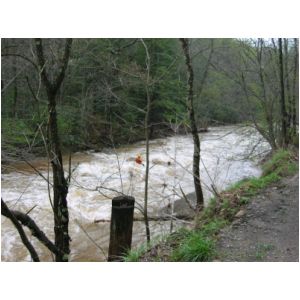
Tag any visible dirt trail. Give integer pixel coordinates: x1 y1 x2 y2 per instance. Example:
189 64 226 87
215 174 299 261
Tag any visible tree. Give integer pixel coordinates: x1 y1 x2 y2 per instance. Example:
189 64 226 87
283 39 292 132
211 39 291 150
140 39 152 243
34 38 73 261
291 38 299 139
180 38 204 211
278 38 288 147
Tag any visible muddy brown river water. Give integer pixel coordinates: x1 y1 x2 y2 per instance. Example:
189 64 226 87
1 126 270 261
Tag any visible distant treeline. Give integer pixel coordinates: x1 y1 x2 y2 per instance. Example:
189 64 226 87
1 38 298 158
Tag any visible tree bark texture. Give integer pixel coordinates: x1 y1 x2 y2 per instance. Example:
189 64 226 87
292 38 298 136
284 39 292 130
180 38 204 211
35 38 72 261
278 38 288 147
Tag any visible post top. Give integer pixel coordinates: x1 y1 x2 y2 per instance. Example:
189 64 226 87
112 195 135 207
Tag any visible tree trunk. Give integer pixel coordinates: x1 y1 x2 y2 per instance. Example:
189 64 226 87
292 38 298 137
141 39 151 243
35 38 72 261
144 105 151 243
180 38 204 211
48 94 70 261
278 38 288 147
284 39 292 131
257 39 277 149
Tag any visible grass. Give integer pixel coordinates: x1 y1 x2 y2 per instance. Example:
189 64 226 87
241 172 281 196
124 243 149 262
262 149 298 177
123 236 164 262
200 218 228 236
169 218 229 262
225 149 298 197
171 230 215 262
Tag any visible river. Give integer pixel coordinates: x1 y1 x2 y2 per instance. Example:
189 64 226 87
1 125 270 261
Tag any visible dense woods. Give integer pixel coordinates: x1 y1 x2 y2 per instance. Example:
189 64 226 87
1 38 299 262
2 38 298 161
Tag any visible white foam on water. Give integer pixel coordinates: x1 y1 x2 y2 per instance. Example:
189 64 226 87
1 126 270 261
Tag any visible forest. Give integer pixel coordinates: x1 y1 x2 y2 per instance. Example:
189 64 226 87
2 38 298 157
1 38 299 262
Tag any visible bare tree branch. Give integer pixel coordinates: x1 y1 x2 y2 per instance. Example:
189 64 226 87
10 209 63 257
1 198 40 262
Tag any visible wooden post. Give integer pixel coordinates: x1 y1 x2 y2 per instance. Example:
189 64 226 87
108 195 135 262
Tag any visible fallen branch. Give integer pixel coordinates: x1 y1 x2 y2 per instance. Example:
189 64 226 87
94 214 194 223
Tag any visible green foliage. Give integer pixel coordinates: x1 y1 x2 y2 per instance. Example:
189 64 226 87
56 105 83 148
166 227 191 244
1 117 35 147
2 38 299 158
170 230 215 262
227 172 280 199
167 219 227 262
224 150 297 199
227 177 251 191
223 170 280 199
200 218 228 236
262 149 298 177
123 244 149 262
2 38 247 154
123 235 163 262
239 196 250 205
196 70 243 124
201 197 238 224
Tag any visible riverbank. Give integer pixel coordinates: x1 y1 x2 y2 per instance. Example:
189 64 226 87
0 122 226 166
125 149 299 262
